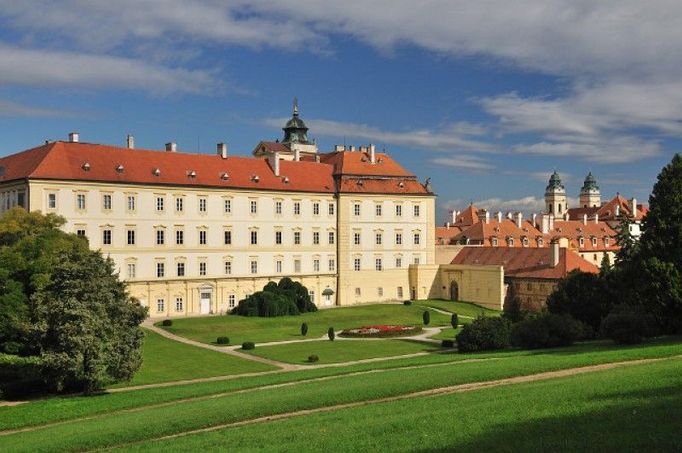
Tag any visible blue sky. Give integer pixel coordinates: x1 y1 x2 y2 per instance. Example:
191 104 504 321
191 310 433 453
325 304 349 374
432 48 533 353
1 1 680 223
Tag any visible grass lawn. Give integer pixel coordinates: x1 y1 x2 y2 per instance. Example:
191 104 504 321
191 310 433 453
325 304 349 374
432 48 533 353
244 339 439 364
414 299 500 318
160 304 451 345
429 326 462 340
2 338 681 452
110 329 275 388
126 358 682 452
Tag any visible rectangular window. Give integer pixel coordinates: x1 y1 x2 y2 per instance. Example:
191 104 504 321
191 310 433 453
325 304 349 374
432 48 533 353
199 230 207 245
177 262 185 277
413 205 420 217
127 195 136 211
353 203 361 216
250 230 258 245
224 230 232 245
127 229 135 245
375 233 382 245
354 258 361 271
102 229 112 245
199 262 207 276
156 197 165 212
378 287 383 297
355 287 361 296
199 197 207 212
228 295 236 308
313 203 320 215
250 200 257 214
375 203 382 216
328 203 335 215
396 257 402 268
103 194 112 211
77 194 86 210
309 291 315 304
396 205 402 217
77 229 86 238
156 262 165 278
175 197 184 212
275 201 282 215
354 232 361 245
175 297 183 312
414 257 420 265
224 261 232 275
156 230 165 245
224 199 231 213
250 260 258 274
294 231 301 245
328 231 335 245
313 232 320 245
313 259 320 272
375 258 383 271
276 260 282 273
414 233 421 245
275 231 282 244
156 298 165 313
48 193 57 209
328 259 336 272
176 230 184 245
127 263 136 279
294 259 301 273
396 233 402 245
294 202 301 215
397 287 403 298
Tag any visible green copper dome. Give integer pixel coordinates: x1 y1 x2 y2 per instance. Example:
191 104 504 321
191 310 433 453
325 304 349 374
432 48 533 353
581 171 599 192
546 170 564 191
282 98 312 145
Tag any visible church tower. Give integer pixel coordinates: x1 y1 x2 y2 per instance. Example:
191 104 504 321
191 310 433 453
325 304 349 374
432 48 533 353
545 170 567 216
579 171 601 208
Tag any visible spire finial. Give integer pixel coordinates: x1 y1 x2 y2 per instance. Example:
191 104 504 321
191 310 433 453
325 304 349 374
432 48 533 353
293 97 299 116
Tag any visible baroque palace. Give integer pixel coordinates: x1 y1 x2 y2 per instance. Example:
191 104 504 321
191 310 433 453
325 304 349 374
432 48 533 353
0 103 436 317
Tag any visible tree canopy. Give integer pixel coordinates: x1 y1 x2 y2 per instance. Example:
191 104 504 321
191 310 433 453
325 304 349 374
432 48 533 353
232 277 317 317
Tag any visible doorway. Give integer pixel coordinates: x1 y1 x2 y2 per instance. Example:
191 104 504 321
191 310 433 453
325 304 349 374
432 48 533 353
200 292 211 314
450 281 459 301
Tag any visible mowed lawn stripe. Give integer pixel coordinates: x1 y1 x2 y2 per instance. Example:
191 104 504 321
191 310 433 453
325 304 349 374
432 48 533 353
2 341 682 452
116 358 682 452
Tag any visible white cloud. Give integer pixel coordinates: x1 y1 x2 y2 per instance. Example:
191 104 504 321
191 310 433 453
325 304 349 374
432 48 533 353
442 195 580 217
0 99 71 117
0 45 218 94
428 156 494 172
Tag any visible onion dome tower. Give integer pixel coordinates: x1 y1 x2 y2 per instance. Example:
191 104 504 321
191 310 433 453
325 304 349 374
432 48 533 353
282 98 312 145
545 170 567 215
579 171 601 208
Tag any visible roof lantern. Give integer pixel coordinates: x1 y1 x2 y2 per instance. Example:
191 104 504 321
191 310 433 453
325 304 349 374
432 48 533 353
282 97 312 145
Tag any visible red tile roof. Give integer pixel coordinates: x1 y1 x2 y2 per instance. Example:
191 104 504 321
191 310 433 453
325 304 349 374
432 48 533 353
435 225 462 244
451 246 599 279
452 204 480 226
454 219 545 247
338 177 428 194
320 151 414 177
568 194 647 221
550 220 619 252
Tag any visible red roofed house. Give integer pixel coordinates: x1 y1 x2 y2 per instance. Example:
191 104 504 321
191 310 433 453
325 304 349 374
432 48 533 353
0 102 437 317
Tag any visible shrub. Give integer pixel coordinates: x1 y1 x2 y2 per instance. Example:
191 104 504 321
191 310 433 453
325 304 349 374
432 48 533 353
301 322 308 337
0 354 43 399
601 306 649 345
231 278 317 318
441 339 455 348
403 300 412 306
161 319 172 327
216 336 230 345
511 313 583 349
327 327 335 341
450 313 459 329
422 310 431 326
456 316 511 353
502 295 526 323
307 354 319 363
241 342 255 350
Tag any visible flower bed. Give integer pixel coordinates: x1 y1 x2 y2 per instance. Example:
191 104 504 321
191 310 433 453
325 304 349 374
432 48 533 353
339 324 422 338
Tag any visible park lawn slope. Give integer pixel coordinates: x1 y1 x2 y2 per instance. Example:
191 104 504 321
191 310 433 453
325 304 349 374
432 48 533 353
160 304 450 345
110 329 275 388
122 357 682 452
414 299 500 318
243 339 438 364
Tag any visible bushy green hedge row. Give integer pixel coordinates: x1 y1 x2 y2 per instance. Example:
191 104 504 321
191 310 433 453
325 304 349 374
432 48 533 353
456 317 511 353
510 313 584 349
232 278 317 317
0 354 44 399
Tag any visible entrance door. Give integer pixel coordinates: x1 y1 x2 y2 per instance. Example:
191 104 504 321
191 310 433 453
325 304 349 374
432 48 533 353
200 292 211 314
450 281 459 301
324 294 332 306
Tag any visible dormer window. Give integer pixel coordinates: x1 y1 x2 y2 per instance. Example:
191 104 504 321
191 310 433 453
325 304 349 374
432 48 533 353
115 164 124 173
251 175 259 182
522 236 529 247
507 237 514 246
579 237 585 247
604 237 610 247
187 170 196 178
538 238 544 247
82 162 91 171
282 176 290 184
220 172 229 181
152 168 161 176
491 237 498 247
592 237 598 247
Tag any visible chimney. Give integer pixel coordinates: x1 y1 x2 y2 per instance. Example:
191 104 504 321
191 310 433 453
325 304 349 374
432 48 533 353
631 198 637 218
583 213 588 225
452 210 459 223
615 204 620 217
165 142 177 152
594 214 599 224
532 213 537 227
549 214 555 230
68 132 79 143
369 144 376 164
126 134 135 149
496 211 503 223
514 212 523 228
478 209 490 224
565 212 570 221
294 148 301 162
506 212 513 220
217 142 228 159
550 240 560 268
541 214 550 234
335 144 345 152
349 145 356 152
269 152 281 177
446 222 450 230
